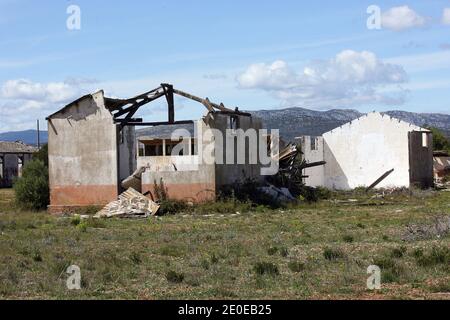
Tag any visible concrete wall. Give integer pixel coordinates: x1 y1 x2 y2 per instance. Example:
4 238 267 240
0 153 33 187
140 113 264 202
408 131 434 188
141 119 216 202
47 91 120 212
322 112 425 190
212 113 264 188
298 136 325 187
118 125 137 188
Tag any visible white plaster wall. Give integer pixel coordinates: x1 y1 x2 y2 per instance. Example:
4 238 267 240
299 136 325 187
323 112 424 190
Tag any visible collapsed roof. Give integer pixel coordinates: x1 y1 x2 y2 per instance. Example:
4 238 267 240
47 83 251 129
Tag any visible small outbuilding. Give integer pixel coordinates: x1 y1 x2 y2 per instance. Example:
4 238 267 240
0 141 37 187
299 112 434 190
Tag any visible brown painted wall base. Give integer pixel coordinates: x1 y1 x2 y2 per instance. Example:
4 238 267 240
142 183 216 203
50 185 118 207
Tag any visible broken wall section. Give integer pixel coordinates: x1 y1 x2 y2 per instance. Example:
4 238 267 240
141 118 216 203
47 91 123 213
298 136 325 187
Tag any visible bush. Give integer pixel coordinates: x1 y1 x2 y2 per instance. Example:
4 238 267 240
288 260 305 273
390 246 407 259
70 216 81 226
373 256 405 283
77 221 88 232
342 234 354 243
426 127 450 153
13 160 49 210
33 144 48 168
158 199 188 215
166 270 185 283
323 247 346 261
415 246 450 267
253 262 279 276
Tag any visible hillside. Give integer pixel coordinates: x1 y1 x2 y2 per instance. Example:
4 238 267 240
249 108 450 142
0 130 48 146
1 108 449 145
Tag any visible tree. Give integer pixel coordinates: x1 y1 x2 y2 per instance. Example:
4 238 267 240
33 144 48 167
426 127 450 153
13 160 49 210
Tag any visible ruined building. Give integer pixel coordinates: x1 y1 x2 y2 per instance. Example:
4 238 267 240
46 84 265 213
299 112 434 190
0 141 36 188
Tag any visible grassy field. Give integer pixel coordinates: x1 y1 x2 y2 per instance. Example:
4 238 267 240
0 188 449 300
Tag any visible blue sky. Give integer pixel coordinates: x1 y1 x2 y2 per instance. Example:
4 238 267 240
0 0 449 132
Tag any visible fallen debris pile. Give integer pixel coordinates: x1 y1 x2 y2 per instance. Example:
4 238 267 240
259 184 296 203
267 143 326 201
95 188 160 218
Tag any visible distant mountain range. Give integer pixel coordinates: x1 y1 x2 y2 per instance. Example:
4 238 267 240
249 108 450 142
1 108 449 145
0 130 48 146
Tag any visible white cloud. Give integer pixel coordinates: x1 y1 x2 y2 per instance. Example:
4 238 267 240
381 6 426 31
237 50 408 109
442 8 450 25
1 79 80 103
0 78 98 132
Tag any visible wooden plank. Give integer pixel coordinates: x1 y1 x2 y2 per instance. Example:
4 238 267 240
366 169 395 191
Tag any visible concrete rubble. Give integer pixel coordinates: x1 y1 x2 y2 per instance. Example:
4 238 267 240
95 188 160 218
121 167 146 193
259 184 296 203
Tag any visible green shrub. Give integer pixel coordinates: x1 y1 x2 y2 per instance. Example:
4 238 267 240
166 270 184 283
158 199 188 215
373 257 405 283
13 160 49 210
210 253 219 264
267 247 278 256
33 144 48 167
279 247 289 257
253 262 279 276
129 251 142 265
342 234 354 243
415 246 450 267
288 260 305 273
76 221 88 232
390 246 407 258
323 247 346 261
70 216 81 226
32 250 43 262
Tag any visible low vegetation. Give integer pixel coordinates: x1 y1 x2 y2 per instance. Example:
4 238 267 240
12 160 49 210
0 187 449 299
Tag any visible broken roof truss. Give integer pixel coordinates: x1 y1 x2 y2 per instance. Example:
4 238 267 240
104 83 251 129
